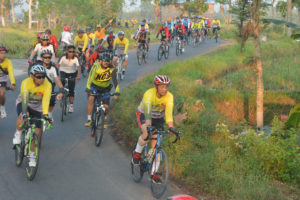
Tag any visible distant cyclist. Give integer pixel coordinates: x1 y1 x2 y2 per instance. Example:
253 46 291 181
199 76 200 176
45 29 59 53
113 31 129 77
60 26 73 52
86 27 96 49
101 28 117 52
156 23 170 50
136 27 149 53
0 45 16 118
175 20 186 52
212 17 221 38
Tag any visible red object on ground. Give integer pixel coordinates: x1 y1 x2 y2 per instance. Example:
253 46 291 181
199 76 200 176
168 194 198 200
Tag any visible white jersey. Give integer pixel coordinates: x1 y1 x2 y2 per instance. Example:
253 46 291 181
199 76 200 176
34 43 55 62
61 31 73 45
59 55 79 74
45 65 58 85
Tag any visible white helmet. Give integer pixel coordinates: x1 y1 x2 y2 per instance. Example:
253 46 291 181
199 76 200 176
30 64 46 75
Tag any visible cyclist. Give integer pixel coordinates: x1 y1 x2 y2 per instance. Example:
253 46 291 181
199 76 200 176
136 27 149 53
45 29 59 52
86 27 96 49
40 49 64 120
85 52 120 127
57 45 81 113
29 33 56 65
132 75 174 183
74 28 88 53
205 17 212 39
85 44 95 73
212 17 221 38
101 28 117 52
181 16 190 38
94 19 113 44
199 16 205 40
156 23 170 50
113 31 129 77
191 16 200 42
175 20 186 52
89 44 107 71
60 26 73 52
165 18 174 43
0 45 16 118
13 64 52 167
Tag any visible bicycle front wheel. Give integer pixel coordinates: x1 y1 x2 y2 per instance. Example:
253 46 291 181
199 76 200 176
150 148 169 199
157 45 163 61
25 133 40 181
137 48 143 65
164 46 169 59
14 132 25 167
175 43 180 56
94 110 105 147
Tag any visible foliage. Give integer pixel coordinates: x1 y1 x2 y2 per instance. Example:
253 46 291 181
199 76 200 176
285 104 300 130
181 1 208 16
276 1 288 18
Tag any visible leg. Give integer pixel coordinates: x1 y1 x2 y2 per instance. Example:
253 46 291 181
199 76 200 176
123 56 128 70
85 95 95 126
113 56 118 67
0 87 6 106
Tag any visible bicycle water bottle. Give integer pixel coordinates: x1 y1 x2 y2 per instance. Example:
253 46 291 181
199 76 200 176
147 148 155 163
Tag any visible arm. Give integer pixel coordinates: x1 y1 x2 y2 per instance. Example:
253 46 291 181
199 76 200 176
29 45 38 61
143 92 153 123
110 69 120 95
86 63 98 89
124 39 129 55
165 94 174 127
42 82 52 115
82 35 88 52
76 58 81 78
7 60 16 85
20 81 29 114
104 19 113 29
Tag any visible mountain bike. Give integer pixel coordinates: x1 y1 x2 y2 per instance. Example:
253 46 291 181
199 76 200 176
77 50 87 78
137 43 147 65
175 36 183 56
131 127 181 199
14 117 51 181
157 40 169 61
116 54 125 82
90 91 116 147
191 29 199 48
60 77 75 122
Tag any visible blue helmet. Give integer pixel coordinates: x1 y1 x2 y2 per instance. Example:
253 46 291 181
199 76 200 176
141 22 145 26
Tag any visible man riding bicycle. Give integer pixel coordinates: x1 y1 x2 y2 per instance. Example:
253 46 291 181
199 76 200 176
113 31 129 77
156 23 170 50
191 16 201 41
132 75 174 183
182 16 190 38
0 45 16 118
13 64 52 167
86 27 96 49
175 20 186 52
212 17 221 37
74 28 89 53
85 52 120 127
165 18 174 42
136 27 149 53
101 28 117 52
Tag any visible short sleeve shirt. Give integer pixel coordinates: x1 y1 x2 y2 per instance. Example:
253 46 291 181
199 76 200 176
59 56 79 74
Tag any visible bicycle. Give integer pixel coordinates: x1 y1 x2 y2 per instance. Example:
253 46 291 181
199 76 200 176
137 43 147 65
157 40 169 61
131 127 181 199
191 29 199 48
213 26 219 43
77 50 87 78
14 117 51 181
90 91 116 147
116 54 125 82
60 77 75 122
175 36 183 56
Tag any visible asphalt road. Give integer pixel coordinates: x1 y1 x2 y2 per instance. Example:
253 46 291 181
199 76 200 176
0 39 225 200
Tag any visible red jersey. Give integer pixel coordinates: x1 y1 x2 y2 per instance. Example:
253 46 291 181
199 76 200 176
89 52 100 67
207 20 211 28
49 35 58 50
157 27 170 38
175 24 185 34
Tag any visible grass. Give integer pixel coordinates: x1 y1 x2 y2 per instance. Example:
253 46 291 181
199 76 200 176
111 34 300 199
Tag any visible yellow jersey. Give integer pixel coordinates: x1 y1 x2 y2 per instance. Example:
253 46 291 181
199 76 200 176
138 88 174 123
212 20 221 27
113 37 129 54
74 33 89 51
86 33 96 45
0 58 15 84
86 63 120 93
16 77 52 115
191 22 200 29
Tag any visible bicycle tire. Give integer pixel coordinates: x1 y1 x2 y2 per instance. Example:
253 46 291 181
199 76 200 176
95 110 105 147
61 96 66 122
137 47 143 65
157 45 163 61
150 148 169 199
164 46 169 59
215 32 218 43
175 43 179 56
131 142 144 183
25 133 40 181
14 132 25 167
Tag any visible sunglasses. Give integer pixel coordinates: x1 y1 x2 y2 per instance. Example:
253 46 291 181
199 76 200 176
42 56 51 59
68 51 75 53
41 39 49 41
34 75 46 79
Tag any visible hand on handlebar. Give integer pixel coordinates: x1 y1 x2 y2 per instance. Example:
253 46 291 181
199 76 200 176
10 84 16 90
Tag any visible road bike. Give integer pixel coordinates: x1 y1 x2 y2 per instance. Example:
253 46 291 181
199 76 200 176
175 36 183 56
131 127 181 199
90 91 116 147
60 77 75 122
14 117 51 181
191 29 200 48
157 40 169 61
137 43 147 65
116 54 125 82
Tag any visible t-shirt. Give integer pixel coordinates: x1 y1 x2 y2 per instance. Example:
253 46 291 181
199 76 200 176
45 65 59 91
61 31 73 45
95 28 106 41
34 43 55 62
0 58 15 84
59 56 80 74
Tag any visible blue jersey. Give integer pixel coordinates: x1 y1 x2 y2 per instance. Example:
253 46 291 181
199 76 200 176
181 19 190 28
165 22 174 31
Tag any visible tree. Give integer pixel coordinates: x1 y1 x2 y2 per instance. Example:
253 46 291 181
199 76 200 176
276 1 287 18
1 0 5 27
287 0 292 35
28 0 32 29
216 0 233 30
181 0 208 16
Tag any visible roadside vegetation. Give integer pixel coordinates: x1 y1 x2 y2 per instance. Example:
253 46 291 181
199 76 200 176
112 30 300 199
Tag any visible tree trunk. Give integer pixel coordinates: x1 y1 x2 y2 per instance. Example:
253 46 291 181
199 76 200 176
220 4 232 30
48 12 51 29
28 0 32 29
271 0 274 19
255 38 264 127
10 0 15 23
287 0 292 36
1 0 5 27
155 0 160 27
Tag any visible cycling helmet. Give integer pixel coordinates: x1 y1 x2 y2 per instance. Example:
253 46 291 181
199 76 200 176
86 26 92 31
118 31 125 36
161 22 165 27
0 45 8 52
40 33 50 40
141 22 145 26
154 75 170 85
30 64 46 75
101 52 112 62
96 44 106 53
167 194 198 200
77 28 85 34
37 33 42 38
64 26 70 31
41 49 53 57
167 18 171 23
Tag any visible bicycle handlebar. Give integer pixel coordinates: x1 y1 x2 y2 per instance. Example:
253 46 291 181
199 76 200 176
145 126 181 144
19 117 52 131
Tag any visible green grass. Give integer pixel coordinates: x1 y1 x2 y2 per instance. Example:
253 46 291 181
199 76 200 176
112 35 300 199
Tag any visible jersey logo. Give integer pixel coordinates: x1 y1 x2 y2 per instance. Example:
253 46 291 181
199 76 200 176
95 70 111 81
161 103 166 108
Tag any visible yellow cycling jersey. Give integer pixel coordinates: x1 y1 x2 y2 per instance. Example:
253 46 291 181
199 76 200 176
74 33 89 51
86 33 96 45
200 20 205 28
32 40 39 48
138 88 174 123
113 37 129 54
17 77 52 115
86 63 120 93
0 58 15 84
191 22 200 29
212 20 221 27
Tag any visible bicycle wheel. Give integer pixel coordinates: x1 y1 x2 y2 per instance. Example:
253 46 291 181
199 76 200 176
137 47 143 65
157 45 163 61
175 43 180 56
25 133 40 181
95 110 105 147
61 96 66 122
215 32 218 43
164 46 169 59
131 142 145 183
14 132 25 167
150 148 169 199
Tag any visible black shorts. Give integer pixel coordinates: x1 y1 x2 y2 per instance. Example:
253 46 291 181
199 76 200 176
136 111 165 131
213 27 220 33
60 71 77 97
89 83 112 105
0 81 7 88
16 103 43 128
50 92 56 107
176 34 184 40
160 35 167 41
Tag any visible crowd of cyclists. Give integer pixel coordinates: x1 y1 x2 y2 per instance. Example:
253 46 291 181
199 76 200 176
0 15 221 198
